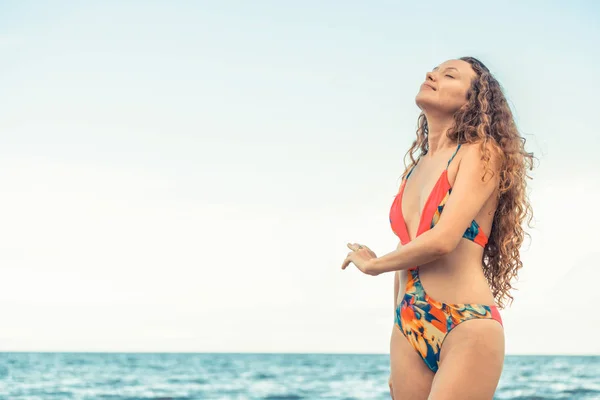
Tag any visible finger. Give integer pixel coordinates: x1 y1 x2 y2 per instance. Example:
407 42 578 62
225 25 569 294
347 243 360 251
356 243 374 255
341 255 352 270
361 245 374 254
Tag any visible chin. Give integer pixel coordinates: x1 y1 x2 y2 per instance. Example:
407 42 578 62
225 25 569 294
415 92 436 111
415 94 457 116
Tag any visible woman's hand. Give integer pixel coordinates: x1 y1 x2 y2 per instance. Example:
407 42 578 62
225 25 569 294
341 242 379 276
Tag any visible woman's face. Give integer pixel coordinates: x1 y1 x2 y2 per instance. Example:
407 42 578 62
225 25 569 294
415 59 477 115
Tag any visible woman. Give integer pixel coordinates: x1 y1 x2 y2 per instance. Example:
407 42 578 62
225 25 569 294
341 57 534 399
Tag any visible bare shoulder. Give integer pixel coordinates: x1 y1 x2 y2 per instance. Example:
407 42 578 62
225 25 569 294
458 141 503 183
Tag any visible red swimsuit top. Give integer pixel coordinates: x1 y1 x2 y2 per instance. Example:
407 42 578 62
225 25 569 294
389 144 488 247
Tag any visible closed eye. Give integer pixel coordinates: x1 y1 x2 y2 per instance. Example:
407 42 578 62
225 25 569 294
445 74 454 79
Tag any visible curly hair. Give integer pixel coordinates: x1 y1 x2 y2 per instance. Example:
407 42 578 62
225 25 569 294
402 57 535 309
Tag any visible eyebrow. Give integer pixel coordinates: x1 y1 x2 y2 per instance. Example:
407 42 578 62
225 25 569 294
433 66 459 72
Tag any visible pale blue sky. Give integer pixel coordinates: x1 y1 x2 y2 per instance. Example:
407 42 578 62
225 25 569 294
0 1 598 354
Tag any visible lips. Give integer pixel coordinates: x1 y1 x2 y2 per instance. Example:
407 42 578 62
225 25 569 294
422 82 436 91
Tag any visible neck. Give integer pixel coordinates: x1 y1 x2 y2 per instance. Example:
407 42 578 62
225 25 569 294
424 112 456 156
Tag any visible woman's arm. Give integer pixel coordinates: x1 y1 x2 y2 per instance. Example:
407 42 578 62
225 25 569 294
371 229 450 274
369 143 502 275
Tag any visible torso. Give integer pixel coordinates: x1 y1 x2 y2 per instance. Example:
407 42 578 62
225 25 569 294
394 145 499 308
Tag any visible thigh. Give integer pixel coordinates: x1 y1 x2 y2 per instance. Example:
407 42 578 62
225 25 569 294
389 323 434 400
428 319 505 400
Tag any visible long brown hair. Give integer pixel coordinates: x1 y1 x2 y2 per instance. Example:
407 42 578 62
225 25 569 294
402 57 535 308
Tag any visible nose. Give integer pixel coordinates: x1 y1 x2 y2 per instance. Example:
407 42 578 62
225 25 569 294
426 71 436 82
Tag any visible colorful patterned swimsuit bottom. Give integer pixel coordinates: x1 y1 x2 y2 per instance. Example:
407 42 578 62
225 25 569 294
388 144 503 373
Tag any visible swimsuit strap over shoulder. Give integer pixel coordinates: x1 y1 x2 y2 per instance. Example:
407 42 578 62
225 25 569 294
446 143 462 169
405 158 419 180
406 143 461 181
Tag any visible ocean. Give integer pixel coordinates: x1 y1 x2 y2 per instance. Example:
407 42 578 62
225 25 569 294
0 353 598 399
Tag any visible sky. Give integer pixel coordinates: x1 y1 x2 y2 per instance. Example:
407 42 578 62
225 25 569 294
0 0 599 355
